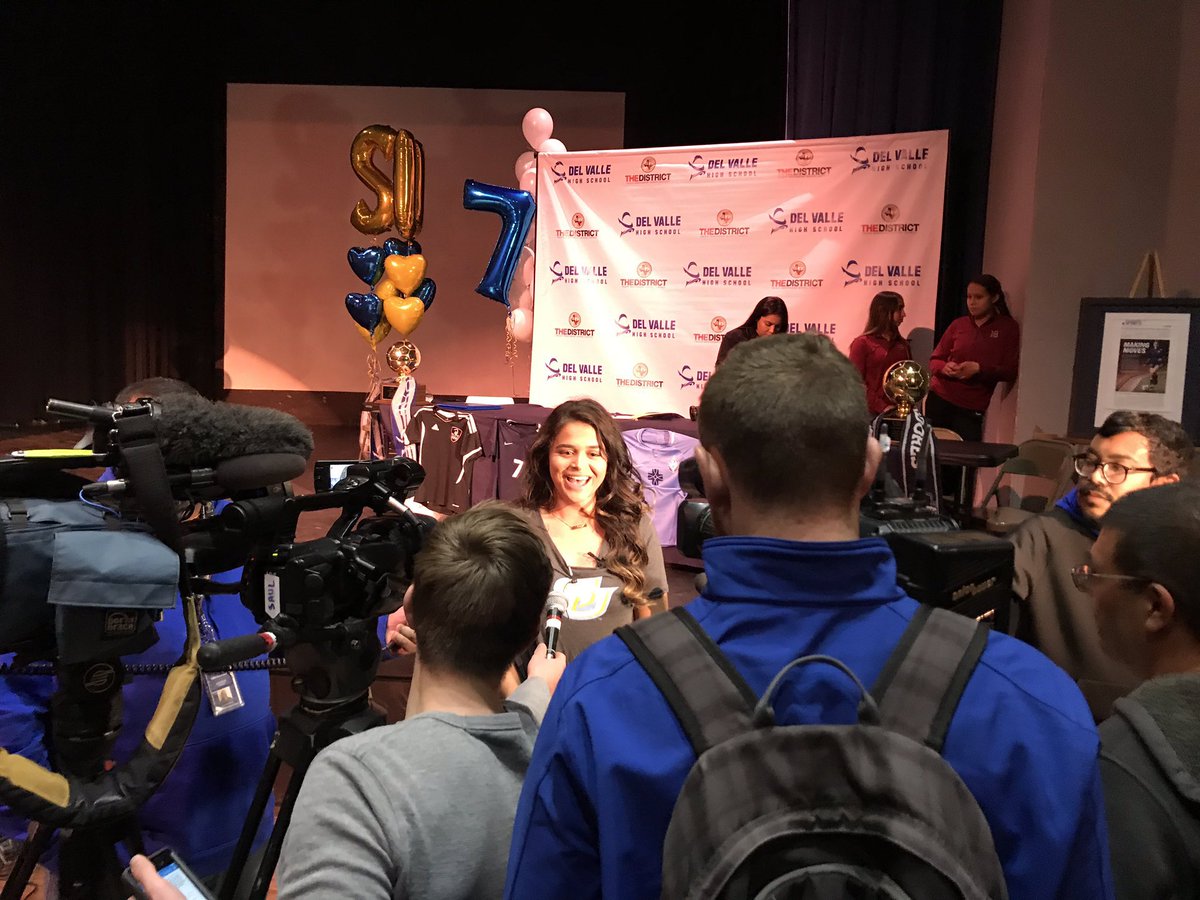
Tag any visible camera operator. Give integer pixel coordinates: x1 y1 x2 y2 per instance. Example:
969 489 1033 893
505 333 1110 900
0 378 275 889
277 501 566 900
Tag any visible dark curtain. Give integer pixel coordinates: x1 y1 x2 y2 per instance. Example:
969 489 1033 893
786 0 1004 336
0 4 787 428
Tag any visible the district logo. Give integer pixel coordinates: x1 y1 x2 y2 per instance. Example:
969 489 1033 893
768 204 845 233
693 315 725 343
862 203 920 234
554 312 595 337
552 159 613 184
841 258 924 288
777 146 832 177
615 312 677 339
769 260 824 289
627 155 671 184
683 261 753 287
688 153 759 180
616 362 665 389
678 365 713 390
544 356 603 383
618 210 683 237
646 468 665 486
699 208 751 237
555 211 599 238
549 260 609 286
851 145 932 173
620 261 668 289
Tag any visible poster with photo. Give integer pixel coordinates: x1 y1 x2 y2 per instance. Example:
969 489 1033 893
1095 313 1190 425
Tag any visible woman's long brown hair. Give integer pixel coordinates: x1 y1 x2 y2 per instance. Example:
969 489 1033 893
522 399 652 607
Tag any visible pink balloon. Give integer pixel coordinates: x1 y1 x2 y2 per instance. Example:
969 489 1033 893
514 151 535 183
521 257 535 294
514 287 534 311
522 108 554 149
519 168 537 194
510 308 534 342
538 138 566 154
519 245 535 267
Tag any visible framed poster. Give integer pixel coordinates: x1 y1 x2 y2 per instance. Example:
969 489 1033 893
1069 298 1200 442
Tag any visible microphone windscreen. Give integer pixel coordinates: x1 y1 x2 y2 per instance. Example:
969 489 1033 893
214 454 307 492
155 396 314 468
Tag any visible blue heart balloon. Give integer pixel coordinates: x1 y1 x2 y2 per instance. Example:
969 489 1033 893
414 277 436 311
383 238 422 258
345 292 383 331
347 247 385 286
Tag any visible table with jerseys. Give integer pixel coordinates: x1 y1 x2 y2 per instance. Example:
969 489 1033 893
378 400 699 547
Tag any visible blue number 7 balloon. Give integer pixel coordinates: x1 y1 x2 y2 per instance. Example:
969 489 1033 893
462 179 535 309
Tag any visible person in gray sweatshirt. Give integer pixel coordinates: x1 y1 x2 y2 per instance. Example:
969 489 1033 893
277 501 566 900
1080 481 1200 899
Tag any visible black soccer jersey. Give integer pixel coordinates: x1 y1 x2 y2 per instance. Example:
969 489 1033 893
497 420 541 502
404 407 483 512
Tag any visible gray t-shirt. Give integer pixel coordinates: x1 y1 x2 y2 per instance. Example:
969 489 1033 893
277 678 549 900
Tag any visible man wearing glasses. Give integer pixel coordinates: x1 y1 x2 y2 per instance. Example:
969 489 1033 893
1010 411 1194 720
1073 481 1200 899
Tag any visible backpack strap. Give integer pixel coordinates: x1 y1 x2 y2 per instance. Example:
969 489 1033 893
616 607 756 756
871 605 990 753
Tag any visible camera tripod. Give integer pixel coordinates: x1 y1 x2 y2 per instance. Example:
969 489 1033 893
0 659 148 900
217 622 389 900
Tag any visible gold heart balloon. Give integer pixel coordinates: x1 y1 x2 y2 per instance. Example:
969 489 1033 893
375 279 401 302
384 295 425 338
384 254 427 296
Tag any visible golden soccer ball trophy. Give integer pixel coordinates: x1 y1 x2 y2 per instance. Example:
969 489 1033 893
385 340 421 377
883 360 930 418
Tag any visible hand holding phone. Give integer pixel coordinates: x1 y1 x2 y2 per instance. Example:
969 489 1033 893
123 849 213 900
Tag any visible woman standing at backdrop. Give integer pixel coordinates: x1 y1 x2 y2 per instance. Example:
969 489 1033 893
848 291 912 416
926 274 1020 441
714 296 789 367
519 399 667 659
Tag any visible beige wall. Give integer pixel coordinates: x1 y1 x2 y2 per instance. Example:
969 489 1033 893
224 85 624 395
982 0 1190 443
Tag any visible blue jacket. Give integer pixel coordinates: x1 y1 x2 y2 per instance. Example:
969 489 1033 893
505 535 1114 900
1 574 274 879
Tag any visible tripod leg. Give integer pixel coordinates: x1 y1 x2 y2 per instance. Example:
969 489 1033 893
0 822 53 900
247 764 307 900
218 750 283 900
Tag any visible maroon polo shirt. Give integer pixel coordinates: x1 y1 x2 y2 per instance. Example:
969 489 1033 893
928 313 1021 411
848 332 912 415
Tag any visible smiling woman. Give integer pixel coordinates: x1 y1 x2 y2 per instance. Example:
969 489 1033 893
519 399 668 658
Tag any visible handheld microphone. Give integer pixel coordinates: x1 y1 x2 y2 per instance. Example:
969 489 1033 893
544 593 568 658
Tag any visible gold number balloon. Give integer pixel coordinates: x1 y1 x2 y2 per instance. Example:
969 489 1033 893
350 125 397 235
393 129 425 242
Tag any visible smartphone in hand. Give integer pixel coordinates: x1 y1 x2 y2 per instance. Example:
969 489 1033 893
121 847 214 900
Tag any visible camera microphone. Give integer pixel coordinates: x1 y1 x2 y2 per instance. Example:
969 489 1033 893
544 593 568 658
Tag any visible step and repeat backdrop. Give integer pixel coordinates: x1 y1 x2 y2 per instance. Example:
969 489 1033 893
528 130 948 415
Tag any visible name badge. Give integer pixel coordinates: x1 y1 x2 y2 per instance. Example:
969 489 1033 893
557 576 618 621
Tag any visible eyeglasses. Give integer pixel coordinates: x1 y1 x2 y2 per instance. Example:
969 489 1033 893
1070 564 1150 593
1072 455 1156 485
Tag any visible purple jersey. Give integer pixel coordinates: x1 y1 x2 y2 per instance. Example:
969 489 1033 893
498 420 540 502
622 428 699 547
